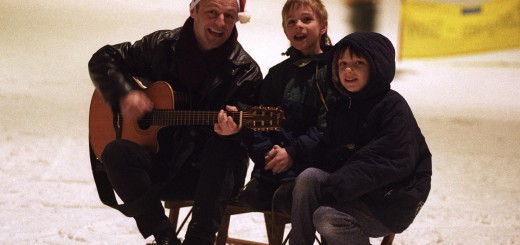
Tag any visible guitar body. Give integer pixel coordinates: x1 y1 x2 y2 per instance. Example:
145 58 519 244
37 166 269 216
89 82 174 160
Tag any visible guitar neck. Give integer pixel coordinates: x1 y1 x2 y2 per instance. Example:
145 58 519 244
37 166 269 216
144 110 244 126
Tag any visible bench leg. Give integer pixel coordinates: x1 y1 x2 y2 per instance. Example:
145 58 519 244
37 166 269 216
381 233 395 245
264 212 288 245
168 206 180 234
215 212 231 245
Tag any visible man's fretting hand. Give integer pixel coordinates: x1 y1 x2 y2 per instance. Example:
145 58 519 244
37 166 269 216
214 105 240 136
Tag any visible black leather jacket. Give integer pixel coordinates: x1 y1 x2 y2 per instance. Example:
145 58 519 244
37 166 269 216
88 27 262 112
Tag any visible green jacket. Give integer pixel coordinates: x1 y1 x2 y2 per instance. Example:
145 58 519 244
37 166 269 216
250 47 339 181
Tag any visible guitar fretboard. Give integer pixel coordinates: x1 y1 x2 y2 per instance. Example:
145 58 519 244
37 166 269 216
143 110 246 126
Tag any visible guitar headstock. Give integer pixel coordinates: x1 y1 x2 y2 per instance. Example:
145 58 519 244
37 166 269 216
243 106 285 132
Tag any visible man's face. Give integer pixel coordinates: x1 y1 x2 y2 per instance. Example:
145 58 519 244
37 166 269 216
191 0 238 52
337 48 370 93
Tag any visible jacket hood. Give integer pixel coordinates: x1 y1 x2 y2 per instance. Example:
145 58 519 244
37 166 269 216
331 32 395 101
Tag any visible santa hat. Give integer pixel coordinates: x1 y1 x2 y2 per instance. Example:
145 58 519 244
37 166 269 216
189 0 251 24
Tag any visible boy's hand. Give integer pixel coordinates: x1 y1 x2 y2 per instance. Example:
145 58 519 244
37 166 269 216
264 145 294 174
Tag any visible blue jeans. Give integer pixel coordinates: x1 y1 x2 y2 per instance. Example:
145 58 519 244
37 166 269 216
290 168 392 245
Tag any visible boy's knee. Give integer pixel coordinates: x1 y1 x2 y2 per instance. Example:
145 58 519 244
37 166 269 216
295 168 324 186
313 206 336 236
313 206 333 229
313 206 357 236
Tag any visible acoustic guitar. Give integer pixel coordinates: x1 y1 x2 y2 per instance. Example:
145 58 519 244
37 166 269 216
89 81 285 160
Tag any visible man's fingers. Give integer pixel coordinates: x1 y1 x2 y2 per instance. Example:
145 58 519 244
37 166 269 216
226 116 237 128
218 110 226 123
226 105 238 112
214 110 240 136
214 123 221 133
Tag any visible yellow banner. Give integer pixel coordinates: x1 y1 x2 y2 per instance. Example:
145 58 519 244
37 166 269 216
399 0 520 59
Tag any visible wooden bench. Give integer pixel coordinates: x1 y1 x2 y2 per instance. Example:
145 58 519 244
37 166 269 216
164 200 394 245
164 200 290 245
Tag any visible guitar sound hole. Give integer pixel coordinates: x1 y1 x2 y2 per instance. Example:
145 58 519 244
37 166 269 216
137 113 152 130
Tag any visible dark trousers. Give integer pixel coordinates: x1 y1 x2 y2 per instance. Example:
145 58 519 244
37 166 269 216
290 168 392 245
100 137 247 243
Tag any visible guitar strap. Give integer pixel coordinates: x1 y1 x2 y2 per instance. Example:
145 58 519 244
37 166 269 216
89 143 161 217
113 111 122 140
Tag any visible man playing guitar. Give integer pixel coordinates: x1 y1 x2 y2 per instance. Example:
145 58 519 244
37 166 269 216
87 1 263 244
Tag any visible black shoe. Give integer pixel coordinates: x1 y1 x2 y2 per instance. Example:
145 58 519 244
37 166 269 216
150 228 180 245
181 236 212 245
148 236 181 245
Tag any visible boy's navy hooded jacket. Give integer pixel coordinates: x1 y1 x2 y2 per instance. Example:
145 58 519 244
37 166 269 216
320 32 432 233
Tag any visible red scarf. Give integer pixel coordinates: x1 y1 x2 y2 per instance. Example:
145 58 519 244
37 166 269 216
176 18 238 91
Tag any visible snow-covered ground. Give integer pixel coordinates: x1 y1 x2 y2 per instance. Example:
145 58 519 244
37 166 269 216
1 0 519 244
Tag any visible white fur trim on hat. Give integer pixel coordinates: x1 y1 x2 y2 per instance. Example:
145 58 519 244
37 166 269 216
238 12 251 24
189 0 251 24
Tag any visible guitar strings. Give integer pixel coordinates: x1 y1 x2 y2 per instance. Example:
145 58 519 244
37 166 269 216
138 110 280 127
